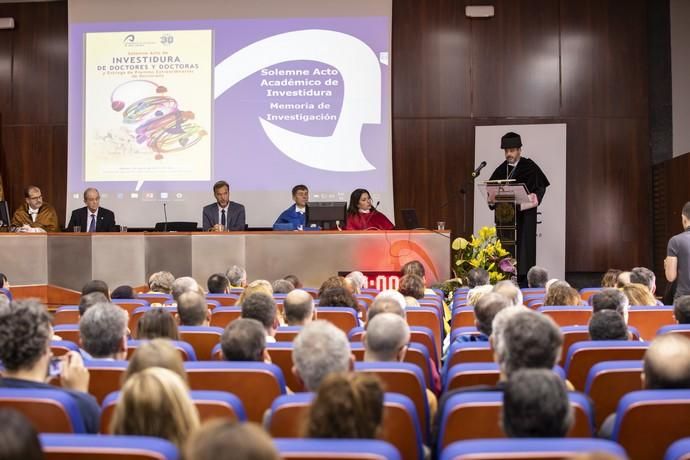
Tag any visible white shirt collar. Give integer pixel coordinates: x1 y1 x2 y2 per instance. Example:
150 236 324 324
295 205 306 214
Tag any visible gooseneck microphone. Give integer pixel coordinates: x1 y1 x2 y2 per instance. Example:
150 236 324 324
163 202 168 232
472 161 487 178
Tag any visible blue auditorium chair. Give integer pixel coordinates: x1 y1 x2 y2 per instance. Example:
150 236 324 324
657 324 690 339
178 325 224 360
274 325 303 342
0 388 87 433
612 390 690 460
584 360 644 429
205 293 239 306
316 306 360 333
110 298 149 315
627 306 675 340
208 306 242 328
52 306 80 325
136 292 172 304
440 438 627 460
565 340 649 390
184 361 285 423
274 439 401 460
100 390 246 433
50 339 80 357
40 433 178 460
83 360 128 404
444 363 566 392
126 339 197 361
664 437 690 460
537 305 592 327
53 324 81 343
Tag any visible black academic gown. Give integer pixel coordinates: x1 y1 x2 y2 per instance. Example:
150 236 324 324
488 157 550 276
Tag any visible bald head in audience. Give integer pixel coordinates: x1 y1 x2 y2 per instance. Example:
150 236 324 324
292 320 353 391
364 313 410 362
367 296 406 323
643 334 690 389
283 289 315 326
373 289 406 311
493 280 523 307
172 277 201 302
177 291 210 326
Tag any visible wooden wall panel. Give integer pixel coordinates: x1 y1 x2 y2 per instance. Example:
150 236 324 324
471 0 561 117
561 0 649 117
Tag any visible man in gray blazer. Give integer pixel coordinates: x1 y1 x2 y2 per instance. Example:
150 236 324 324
202 180 246 231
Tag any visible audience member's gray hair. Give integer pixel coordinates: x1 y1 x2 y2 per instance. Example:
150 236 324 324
474 292 511 337
467 268 490 288
271 279 295 294
367 297 406 322
171 276 200 302
374 289 406 311
292 320 351 391
493 280 523 307
148 271 175 294
346 271 367 292
79 291 108 316
467 284 494 307
177 291 208 326
79 302 127 358
225 265 247 287
0 293 10 312
494 309 563 377
527 266 549 288
221 318 266 362
591 288 630 323
630 267 656 291
364 313 410 362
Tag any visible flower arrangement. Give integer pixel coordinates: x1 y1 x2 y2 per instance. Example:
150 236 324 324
451 226 516 285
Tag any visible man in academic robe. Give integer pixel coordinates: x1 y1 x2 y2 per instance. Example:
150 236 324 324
67 188 117 232
488 132 550 283
11 185 60 232
202 180 245 231
273 184 309 230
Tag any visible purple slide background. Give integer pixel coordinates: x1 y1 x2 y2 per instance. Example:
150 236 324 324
68 17 390 193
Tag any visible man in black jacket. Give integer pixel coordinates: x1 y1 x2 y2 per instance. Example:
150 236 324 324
67 188 117 232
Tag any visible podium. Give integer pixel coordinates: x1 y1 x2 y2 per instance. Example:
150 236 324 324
477 181 531 264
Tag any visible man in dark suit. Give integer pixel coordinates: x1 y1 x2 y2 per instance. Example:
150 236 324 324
67 188 117 232
202 180 245 231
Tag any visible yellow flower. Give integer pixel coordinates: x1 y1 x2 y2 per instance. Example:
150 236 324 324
451 237 469 251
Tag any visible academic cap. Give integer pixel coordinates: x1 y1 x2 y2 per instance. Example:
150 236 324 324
500 132 522 149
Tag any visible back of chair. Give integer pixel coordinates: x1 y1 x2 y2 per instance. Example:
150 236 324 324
316 307 359 334
50 340 80 357
406 307 442 365
537 306 592 327
209 306 242 328
126 339 197 361
439 438 627 460
559 326 591 366
274 439 401 460
111 299 149 315
53 324 81 344
40 434 179 460
451 307 475 330
136 293 172 304
628 306 675 340
404 343 432 390
355 362 429 443
613 390 690 460
84 360 128 404
665 438 690 460
205 293 239 306
565 341 648 391
579 287 603 304
585 360 644 429
410 326 440 368
0 388 86 433
52 306 80 325
178 326 224 360
266 342 302 392
444 363 501 392
128 306 177 334
274 326 303 342
658 324 690 339
445 342 493 370
185 361 285 423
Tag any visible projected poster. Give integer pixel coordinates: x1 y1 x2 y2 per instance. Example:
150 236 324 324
83 30 212 184
68 18 391 227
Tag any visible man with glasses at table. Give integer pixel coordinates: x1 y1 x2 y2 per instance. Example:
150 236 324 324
11 185 59 232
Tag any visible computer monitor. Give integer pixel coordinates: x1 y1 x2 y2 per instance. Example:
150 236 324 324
154 221 199 232
0 201 10 228
401 208 420 230
307 202 346 230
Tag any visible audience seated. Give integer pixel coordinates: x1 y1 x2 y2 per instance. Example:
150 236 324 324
283 289 315 326
599 333 690 438
0 409 43 460
526 266 549 288
79 302 128 360
184 420 279 460
292 320 353 391
467 268 490 289
0 299 100 433
592 288 630 323
502 368 573 437
305 372 384 439
271 279 294 294
221 318 269 362
399 274 425 301
345 271 367 295
589 311 629 341
283 274 303 290
544 281 581 306
110 367 199 448
237 280 273 305
147 271 175 295
601 269 622 288
623 283 657 306
240 293 278 342
177 292 211 327
81 279 110 300
110 285 134 300
172 277 202 304
125 339 187 381
207 273 230 294
630 267 658 296
78 291 108 317
492 280 523 307
318 287 359 312
226 265 248 289
136 309 180 340
674 295 690 324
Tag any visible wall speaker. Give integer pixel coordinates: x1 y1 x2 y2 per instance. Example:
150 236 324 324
0 18 15 30
465 6 495 18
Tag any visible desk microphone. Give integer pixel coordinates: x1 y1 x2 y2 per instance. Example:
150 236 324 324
163 202 168 232
472 161 487 178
